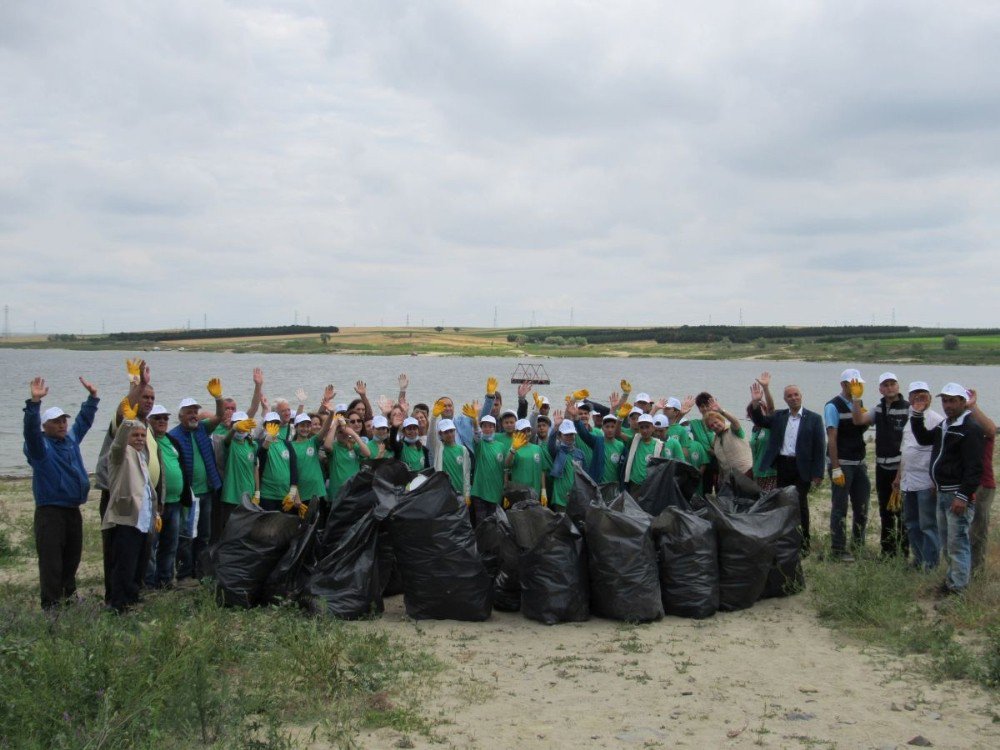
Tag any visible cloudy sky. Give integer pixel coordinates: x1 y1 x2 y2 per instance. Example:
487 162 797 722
2 0 999 333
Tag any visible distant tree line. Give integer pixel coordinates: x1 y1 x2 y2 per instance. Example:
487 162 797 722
98 325 339 343
509 325 911 346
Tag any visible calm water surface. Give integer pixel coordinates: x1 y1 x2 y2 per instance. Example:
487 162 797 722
2 348 998 476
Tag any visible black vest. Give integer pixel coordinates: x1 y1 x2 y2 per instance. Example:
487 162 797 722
873 396 909 465
826 395 868 463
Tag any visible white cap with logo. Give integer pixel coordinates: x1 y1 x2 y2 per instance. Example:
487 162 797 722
178 397 200 410
558 420 577 435
878 372 898 385
839 369 864 383
41 406 67 423
937 382 969 398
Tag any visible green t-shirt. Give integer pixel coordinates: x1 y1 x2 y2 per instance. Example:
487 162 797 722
550 455 576 508
278 423 291 442
441 443 469 495
292 437 325 502
399 443 426 472
627 438 660 485
620 427 635 441
328 441 362 499
156 435 184 503
222 438 257 504
574 434 594 468
750 427 777 478
260 441 292 500
472 438 507 504
213 423 228 436
664 436 686 462
601 438 625 484
509 443 547 494
190 433 209 495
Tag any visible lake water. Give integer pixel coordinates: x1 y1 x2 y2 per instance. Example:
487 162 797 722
3 348 998 476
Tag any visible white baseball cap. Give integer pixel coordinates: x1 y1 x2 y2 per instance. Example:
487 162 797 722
602 412 619 423
634 392 652 403
908 381 931 394
178 397 200 410
372 415 389 429
437 418 456 432
665 397 682 410
41 406 67 423
637 414 655 425
499 408 517 419
653 415 669 428
334 403 348 414
878 372 898 385
839 369 864 383
514 418 531 431
480 415 497 426
402 416 419 428
937 382 969 399
540 396 550 406
231 411 249 422
575 400 591 410
558 420 577 435
264 411 280 422
148 404 169 418
293 413 312 425
630 407 644 417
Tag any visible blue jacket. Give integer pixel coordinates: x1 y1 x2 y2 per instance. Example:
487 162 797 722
168 422 223 492
749 405 826 482
23 396 100 508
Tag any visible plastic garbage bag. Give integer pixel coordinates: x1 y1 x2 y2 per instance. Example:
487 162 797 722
389 472 493 621
586 493 663 622
210 499 302 608
651 507 719 619
508 501 589 625
635 458 702 516
262 501 323 604
566 470 617 530
475 505 520 611
753 487 804 598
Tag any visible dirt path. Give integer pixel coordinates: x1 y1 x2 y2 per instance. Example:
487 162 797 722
357 595 999 750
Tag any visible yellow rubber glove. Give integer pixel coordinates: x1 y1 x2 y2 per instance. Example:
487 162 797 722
617 402 633 419
462 403 478 419
620 379 632 394
540 486 548 508
432 399 447 418
297 502 308 519
887 487 902 513
511 432 528 451
252 490 261 506
126 358 142 385
532 392 543 410
265 422 280 438
486 377 498 397
207 377 223 399
282 494 295 512
831 467 846 486
154 514 163 533
120 397 138 420
465 494 471 507
234 418 257 433
502 497 510 509
572 389 589 401
849 379 864 400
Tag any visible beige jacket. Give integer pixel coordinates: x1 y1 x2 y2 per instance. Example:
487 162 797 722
712 426 754 477
102 420 159 530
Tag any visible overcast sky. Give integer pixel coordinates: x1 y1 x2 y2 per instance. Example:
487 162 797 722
3 0 999 333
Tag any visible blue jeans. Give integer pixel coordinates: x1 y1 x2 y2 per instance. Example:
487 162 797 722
145 503 182 587
903 489 939 569
176 492 212 580
937 491 975 591
830 463 871 553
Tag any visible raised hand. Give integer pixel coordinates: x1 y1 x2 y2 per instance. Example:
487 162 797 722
756 372 771 388
609 391 621 409
681 395 696 413
620 379 632 394
30 377 49 402
572 388 589 401
910 392 930 413
260 394 270 413
126 358 142 385
849 379 864 400
617 402 632 419
398 373 409 391
432 399 447 418
565 400 579 419
708 397 722 412
517 381 532 399
253 367 264 387
120 397 138 420
532 392 543 410
234 418 257 433
295 388 307 404
462 402 477 419
354 380 367 396
654 397 667 411
377 395 393 415
750 382 764 402
207 378 223 399
265 422 280 438
79 377 98 397
967 388 978 409
398 395 410 414
552 409 564 427
511 432 528 451
486 377 498 397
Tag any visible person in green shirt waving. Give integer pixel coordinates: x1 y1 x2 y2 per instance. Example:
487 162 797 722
256 413 299 513
506 418 551 503
323 414 372 504
393 416 429 472
291 411 333 508
433 418 473 506
220 411 259 529
145 404 190 589
598 413 626 487
470 410 506 526
546 413 586 509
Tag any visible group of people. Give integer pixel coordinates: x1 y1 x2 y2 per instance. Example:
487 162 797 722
23 359 995 612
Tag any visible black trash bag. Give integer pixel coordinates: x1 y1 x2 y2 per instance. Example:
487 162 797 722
503 484 538 507
376 527 405 597
753 487 805 598
586 493 663 622
508 501 589 625
702 495 795 611
651 507 719 619
372 462 423 598
210 499 302 608
262 501 323 604
320 465 381 554
299 506 384 619
635 458 702 516
475 506 520 612
717 472 764 503
566 470 617 531
389 472 493 621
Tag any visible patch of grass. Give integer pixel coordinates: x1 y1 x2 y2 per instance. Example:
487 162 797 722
0 584 440 749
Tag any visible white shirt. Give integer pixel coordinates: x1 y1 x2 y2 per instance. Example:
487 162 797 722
780 410 803 457
899 409 944 492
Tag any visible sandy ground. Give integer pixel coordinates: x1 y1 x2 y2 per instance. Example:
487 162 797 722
352 595 999 750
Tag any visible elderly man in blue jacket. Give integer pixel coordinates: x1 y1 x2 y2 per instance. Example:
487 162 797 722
23 376 100 609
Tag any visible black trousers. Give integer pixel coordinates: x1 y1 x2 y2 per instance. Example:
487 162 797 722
34 505 83 609
100 489 113 603
108 525 146 612
876 464 908 556
775 456 813 549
